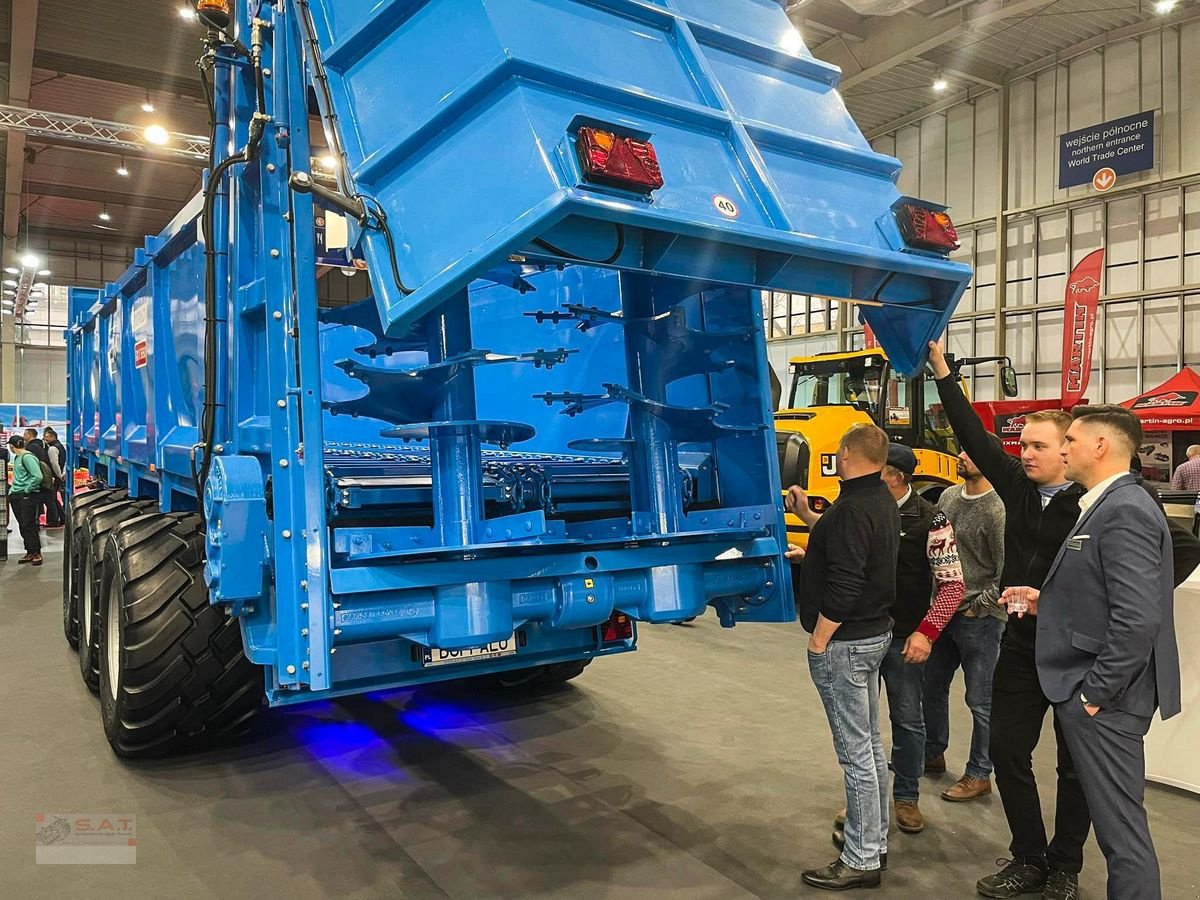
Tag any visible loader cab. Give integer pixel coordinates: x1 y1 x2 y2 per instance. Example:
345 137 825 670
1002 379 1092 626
785 349 950 453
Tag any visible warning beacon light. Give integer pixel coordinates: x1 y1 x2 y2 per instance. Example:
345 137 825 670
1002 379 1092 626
895 200 959 253
575 126 664 194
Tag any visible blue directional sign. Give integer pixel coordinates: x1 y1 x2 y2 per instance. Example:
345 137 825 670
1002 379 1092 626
1058 110 1155 189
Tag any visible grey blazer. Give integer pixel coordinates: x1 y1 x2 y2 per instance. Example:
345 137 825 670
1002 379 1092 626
1036 474 1181 722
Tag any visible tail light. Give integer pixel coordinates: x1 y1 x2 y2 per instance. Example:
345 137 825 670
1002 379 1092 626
602 612 634 643
576 126 663 194
810 496 829 512
895 201 959 253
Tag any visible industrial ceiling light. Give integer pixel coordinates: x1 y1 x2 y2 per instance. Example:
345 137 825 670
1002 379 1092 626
4 267 17 274
20 252 40 268
145 124 170 146
2 279 16 287
1155 0 1177 12
99 205 112 222
117 158 130 177
37 268 51 276
142 90 155 114
932 72 949 92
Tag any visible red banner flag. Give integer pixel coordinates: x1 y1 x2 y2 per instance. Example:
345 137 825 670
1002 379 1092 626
863 322 878 349
1060 249 1104 407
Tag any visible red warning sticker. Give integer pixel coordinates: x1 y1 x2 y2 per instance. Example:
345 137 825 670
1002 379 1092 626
134 340 148 369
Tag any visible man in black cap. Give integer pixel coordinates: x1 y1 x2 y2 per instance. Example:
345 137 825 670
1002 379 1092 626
874 442 966 834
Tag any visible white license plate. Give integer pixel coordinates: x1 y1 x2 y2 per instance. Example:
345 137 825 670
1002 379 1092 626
423 636 518 667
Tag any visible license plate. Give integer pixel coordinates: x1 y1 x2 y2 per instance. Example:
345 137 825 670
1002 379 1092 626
422 636 517 667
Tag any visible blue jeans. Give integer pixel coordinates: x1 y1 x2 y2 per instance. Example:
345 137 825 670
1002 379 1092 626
922 612 1004 780
808 631 892 871
879 636 925 803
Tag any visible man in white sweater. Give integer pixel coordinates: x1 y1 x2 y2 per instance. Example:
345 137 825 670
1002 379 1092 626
922 443 1007 802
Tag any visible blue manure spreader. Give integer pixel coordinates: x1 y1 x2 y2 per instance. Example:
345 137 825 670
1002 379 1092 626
62 0 970 756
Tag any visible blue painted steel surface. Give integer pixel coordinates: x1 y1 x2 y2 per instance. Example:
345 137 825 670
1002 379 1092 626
66 0 966 709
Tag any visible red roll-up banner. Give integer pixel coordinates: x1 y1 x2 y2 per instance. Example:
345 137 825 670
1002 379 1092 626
1060 249 1104 407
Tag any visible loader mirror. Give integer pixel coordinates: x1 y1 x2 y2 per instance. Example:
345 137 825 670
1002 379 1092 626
1001 365 1018 398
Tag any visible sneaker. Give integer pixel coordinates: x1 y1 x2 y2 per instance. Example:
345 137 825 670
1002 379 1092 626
976 858 1047 898
924 753 947 774
942 775 992 802
29 554 43 566
895 800 924 833
1042 870 1079 900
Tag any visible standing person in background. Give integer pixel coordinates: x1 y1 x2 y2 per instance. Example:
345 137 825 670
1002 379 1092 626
1021 405 1180 900
787 423 899 892
926 341 1088 900
6 435 43 565
42 427 66 528
1169 444 1200 491
924 444 1007 804
22 427 51 528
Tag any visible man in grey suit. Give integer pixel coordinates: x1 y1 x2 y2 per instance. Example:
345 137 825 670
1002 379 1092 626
1002 405 1181 900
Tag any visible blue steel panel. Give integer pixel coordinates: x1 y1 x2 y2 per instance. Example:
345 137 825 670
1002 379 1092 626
300 0 970 373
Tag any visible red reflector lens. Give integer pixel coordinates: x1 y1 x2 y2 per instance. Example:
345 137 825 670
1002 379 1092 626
896 204 959 252
576 126 663 194
810 497 828 512
602 612 634 642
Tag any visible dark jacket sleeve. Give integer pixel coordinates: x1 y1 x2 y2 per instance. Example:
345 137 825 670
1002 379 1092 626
818 510 872 623
1082 502 1165 707
933 375 1025 497
1168 518 1200 587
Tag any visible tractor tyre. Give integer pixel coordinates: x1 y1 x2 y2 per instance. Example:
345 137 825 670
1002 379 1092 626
77 498 156 692
98 513 262 758
63 488 127 649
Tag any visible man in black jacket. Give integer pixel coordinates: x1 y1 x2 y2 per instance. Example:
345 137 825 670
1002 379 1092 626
787 423 899 892
927 342 1087 900
42 427 66 528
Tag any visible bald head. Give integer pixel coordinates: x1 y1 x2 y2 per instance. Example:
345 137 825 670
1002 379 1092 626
1188 445 1200 459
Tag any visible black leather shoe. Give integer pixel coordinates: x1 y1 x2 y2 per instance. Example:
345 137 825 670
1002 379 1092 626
802 858 881 891
1042 870 1079 900
831 831 886 870
976 858 1047 898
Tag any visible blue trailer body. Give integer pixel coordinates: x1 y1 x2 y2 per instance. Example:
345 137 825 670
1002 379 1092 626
66 0 969 729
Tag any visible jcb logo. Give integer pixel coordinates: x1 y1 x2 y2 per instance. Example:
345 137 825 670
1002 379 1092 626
819 454 837 477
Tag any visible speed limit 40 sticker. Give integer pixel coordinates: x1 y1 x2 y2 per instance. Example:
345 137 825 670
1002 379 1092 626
712 194 739 218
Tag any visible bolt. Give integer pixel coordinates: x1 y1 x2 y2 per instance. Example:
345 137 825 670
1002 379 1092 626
586 595 595 604
764 581 774 589
280 459 289 468
277 399 286 408
302 661 309 669
263 68 272 77
286 665 296 674
282 529 292 539
300 580 308 591
334 628 342 636
330 648 337 655
214 444 224 454
271 249 280 258
333 602 341 609
283 211 291 222
267 163 276 173
300 602 308 610
245 605 255 613
273 311 282 320
301 628 308 636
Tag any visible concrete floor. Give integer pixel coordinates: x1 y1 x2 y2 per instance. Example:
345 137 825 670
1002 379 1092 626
2 533 1198 899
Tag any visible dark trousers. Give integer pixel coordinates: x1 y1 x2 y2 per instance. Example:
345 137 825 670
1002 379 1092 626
1056 699 1159 900
989 640 1090 873
44 485 64 527
879 635 925 802
10 493 42 554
